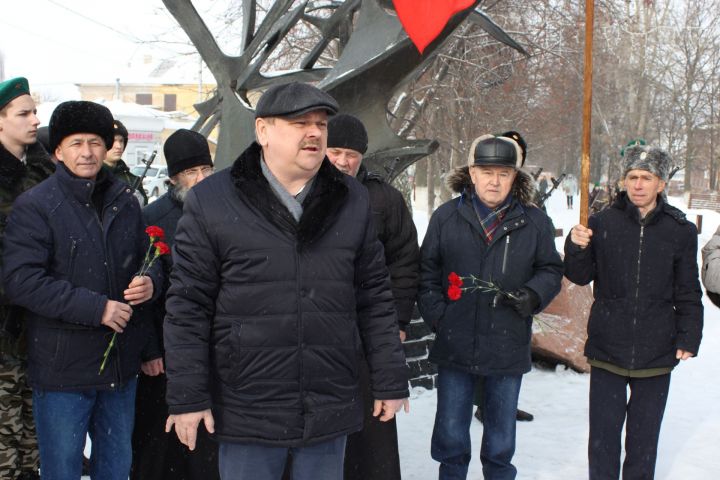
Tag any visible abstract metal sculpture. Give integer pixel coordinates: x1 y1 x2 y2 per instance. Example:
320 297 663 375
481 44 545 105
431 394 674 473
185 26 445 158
162 0 525 179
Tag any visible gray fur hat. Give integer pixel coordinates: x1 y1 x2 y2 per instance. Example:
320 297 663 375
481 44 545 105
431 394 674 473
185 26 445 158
622 144 672 181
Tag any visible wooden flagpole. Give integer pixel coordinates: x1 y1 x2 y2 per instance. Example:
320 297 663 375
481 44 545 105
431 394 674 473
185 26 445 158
580 0 595 226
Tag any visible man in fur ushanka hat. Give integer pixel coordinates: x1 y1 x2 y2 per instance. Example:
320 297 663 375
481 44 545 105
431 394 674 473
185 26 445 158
565 143 702 479
418 132 563 479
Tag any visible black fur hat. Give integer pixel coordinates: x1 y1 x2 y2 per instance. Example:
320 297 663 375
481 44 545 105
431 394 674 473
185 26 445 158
164 129 213 178
113 119 129 151
49 101 114 153
622 144 672 181
500 131 527 164
327 114 368 154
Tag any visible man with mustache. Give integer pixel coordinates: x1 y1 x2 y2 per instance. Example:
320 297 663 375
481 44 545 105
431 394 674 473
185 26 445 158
164 82 410 480
0 76 55 480
131 128 218 480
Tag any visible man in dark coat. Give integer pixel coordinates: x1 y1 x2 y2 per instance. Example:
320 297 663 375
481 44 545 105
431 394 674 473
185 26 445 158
0 76 54 480
2 101 163 480
326 114 419 480
163 82 409 480
565 144 703 480
105 119 148 205
131 128 218 480
418 133 563 480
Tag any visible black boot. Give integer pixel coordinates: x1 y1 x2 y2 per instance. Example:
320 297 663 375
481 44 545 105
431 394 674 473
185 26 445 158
516 408 534 422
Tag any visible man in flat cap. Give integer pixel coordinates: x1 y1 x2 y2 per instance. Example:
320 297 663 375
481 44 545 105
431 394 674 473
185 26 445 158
2 100 163 480
565 143 702 480
418 133 562 479
105 119 148 205
164 82 409 480
131 129 218 480
0 76 55 480
325 113 418 480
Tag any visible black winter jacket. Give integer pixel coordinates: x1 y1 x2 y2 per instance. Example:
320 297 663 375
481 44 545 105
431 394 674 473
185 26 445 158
418 167 563 375
164 143 409 446
2 163 162 390
140 188 183 359
357 166 420 328
564 193 703 370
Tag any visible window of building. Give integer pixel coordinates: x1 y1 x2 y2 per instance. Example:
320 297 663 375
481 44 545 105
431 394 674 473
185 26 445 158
136 93 152 105
163 94 177 112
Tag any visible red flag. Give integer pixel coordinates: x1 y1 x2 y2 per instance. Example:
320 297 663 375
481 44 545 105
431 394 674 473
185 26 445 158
392 0 475 54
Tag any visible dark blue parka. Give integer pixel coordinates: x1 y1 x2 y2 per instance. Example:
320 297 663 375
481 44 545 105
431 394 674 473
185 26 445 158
164 143 409 446
2 163 162 390
564 193 703 370
418 167 563 375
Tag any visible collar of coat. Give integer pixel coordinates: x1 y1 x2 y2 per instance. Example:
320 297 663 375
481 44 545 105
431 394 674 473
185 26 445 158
230 142 349 246
612 191 687 225
445 165 536 206
0 141 54 191
55 162 127 207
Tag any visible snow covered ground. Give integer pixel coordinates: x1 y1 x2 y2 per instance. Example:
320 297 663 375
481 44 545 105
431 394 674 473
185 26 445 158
397 187 720 479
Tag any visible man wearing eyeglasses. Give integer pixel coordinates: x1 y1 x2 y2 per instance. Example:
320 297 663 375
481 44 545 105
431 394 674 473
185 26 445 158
130 128 218 480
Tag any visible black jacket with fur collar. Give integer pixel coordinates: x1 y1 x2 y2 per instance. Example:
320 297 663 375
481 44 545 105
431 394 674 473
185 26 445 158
418 166 563 375
164 142 409 446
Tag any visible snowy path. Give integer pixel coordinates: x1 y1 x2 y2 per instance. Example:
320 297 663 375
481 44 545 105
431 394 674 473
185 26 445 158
398 189 720 479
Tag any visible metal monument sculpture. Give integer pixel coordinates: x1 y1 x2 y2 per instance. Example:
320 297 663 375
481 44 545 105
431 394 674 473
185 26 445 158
162 0 525 179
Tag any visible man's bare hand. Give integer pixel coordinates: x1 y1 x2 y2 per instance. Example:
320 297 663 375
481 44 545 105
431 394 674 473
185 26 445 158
124 275 153 305
372 398 410 422
166 409 215 451
141 358 164 376
399 330 407 342
676 349 694 361
100 300 132 333
570 224 593 249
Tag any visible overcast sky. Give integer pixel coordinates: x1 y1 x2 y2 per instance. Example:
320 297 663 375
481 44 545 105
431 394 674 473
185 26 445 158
0 0 227 86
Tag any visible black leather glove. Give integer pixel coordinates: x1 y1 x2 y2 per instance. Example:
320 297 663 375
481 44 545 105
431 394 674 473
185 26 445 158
497 287 540 318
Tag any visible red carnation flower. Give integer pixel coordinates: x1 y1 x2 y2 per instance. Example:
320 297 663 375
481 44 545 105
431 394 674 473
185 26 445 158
448 272 463 287
447 284 462 301
154 241 170 256
145 225 165 240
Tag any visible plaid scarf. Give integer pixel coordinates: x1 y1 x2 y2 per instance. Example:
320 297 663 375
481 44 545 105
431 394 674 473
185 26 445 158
471 192 512 244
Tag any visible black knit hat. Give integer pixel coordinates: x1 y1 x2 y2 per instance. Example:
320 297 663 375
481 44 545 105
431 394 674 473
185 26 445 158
113 119 129 152
468 134 524 169
36 126 51 153
49 101 114 153
327 114 368 154
255 82 338 118
164 129 213 178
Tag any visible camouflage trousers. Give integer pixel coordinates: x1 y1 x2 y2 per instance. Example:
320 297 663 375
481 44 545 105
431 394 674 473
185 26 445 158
0 358 38 477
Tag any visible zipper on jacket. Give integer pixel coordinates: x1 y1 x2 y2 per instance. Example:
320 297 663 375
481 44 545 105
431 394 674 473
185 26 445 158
501 234 510 275
631 224 645 367
92 209 121 384
295 243 306 411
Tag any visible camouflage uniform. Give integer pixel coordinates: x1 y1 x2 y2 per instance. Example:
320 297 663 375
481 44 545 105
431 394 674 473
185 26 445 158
0 141 54 478
108 159 148 205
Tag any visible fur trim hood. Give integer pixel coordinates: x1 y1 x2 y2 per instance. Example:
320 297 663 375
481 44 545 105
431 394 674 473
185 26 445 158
446 166 537 206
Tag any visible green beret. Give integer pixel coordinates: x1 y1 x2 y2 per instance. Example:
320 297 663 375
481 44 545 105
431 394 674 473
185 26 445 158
0 77 30 110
